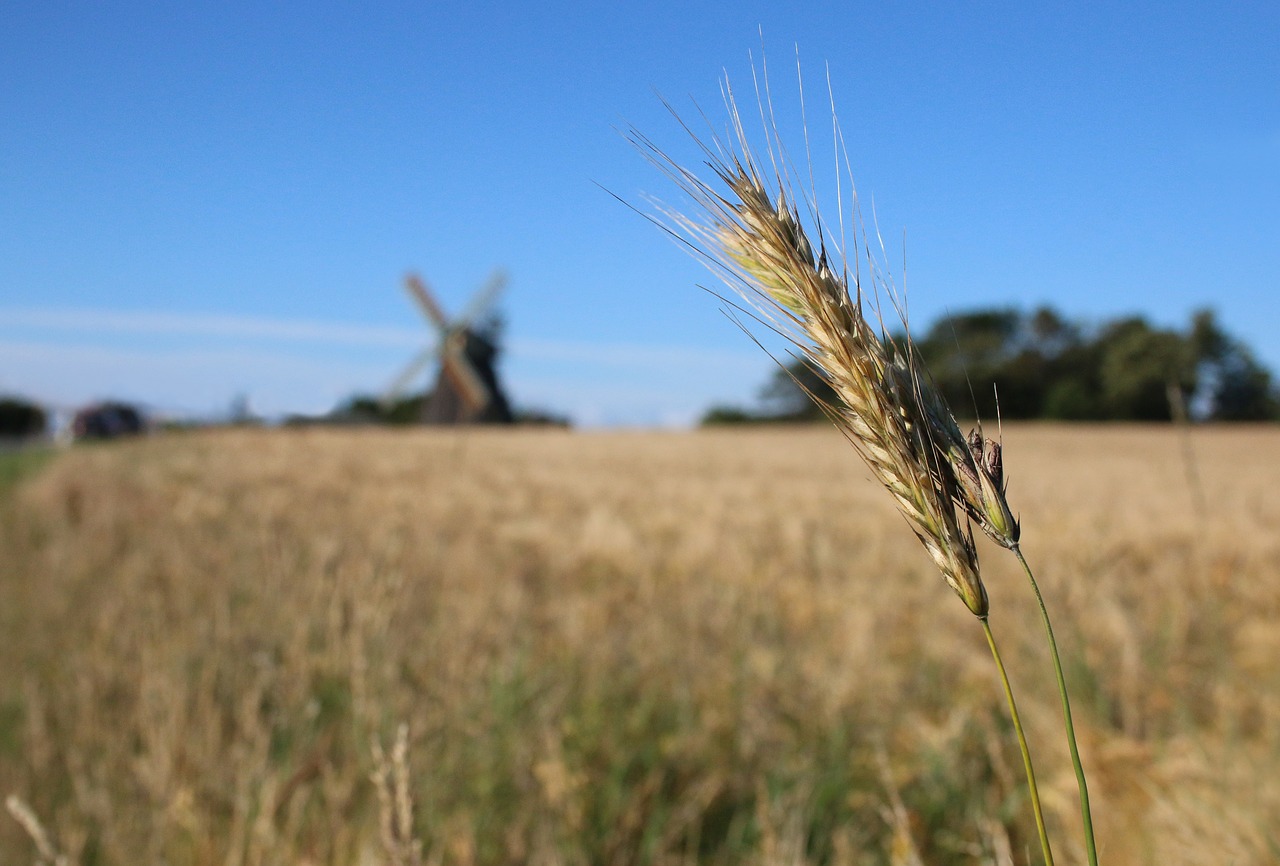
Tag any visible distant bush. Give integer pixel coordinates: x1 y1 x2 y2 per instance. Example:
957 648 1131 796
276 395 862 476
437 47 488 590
700 405 758 426
0 396 46 439
325 394 424 425
72 401 145 439
325 394 574 428
513 407 573 427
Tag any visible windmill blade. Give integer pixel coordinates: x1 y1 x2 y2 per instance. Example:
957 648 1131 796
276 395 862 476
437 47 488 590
404 273 450 333
441 340 491 412
382 346 438 407
457 269 508 329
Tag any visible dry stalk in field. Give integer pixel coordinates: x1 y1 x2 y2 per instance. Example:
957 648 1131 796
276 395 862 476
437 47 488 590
371 723 423 866
6 794 68 866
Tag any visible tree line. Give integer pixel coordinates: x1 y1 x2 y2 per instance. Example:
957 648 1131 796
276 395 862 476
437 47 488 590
704 307 1278 425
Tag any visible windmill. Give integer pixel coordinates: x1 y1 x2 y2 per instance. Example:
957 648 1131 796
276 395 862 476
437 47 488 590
385 270 515 424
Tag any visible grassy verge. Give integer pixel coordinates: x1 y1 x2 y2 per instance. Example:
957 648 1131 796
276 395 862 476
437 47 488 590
0 445 55 495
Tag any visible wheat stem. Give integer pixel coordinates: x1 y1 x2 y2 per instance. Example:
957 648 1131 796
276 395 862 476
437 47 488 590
1013 545 1099 866
980 618 1055 866
631 63 1083 858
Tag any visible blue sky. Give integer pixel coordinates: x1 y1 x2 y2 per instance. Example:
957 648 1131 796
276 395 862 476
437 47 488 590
2 2 1277 426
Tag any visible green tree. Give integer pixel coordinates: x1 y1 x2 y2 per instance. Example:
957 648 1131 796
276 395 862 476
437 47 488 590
758 357 836 421
730 306 1276 424
1096 317 1195 420
0 397 46 438
1187 309 1278 420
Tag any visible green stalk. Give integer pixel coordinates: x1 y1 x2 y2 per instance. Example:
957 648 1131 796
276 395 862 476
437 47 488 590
1013 545 1099 866
981 617 1055 866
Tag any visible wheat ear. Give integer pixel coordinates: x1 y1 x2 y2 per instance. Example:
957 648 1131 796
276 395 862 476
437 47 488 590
631 90 986 618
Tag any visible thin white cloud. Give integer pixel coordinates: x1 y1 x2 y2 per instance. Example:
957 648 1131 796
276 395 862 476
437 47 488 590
0 307 424 348
0 306 766 374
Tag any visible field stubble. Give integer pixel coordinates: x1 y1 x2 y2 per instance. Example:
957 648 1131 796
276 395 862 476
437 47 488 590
2 424 1279 864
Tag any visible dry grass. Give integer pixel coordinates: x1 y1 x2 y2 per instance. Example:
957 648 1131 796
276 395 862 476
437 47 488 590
2 425 1280 864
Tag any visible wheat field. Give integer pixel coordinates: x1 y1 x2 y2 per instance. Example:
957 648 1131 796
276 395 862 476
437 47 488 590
2 424 1279 865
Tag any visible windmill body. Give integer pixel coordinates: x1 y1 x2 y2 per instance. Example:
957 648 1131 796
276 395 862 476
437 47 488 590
386 271 514 425
421 328 513 423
